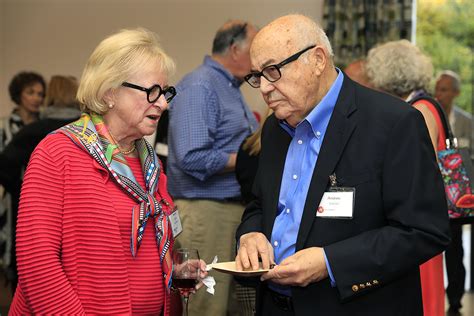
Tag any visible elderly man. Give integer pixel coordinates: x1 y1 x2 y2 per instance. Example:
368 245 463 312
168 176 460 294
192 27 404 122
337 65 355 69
435 70 472 315
167 20 258 315
435 70 472 150
236 14 450 315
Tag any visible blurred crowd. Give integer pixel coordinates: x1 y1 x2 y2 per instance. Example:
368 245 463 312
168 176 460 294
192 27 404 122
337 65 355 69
0 13 472 316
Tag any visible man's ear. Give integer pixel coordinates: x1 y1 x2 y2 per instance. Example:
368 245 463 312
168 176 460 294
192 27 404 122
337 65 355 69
230 43 242 61
313 46 327 76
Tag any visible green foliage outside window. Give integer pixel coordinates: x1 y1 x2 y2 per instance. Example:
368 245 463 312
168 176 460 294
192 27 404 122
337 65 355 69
417 0 473 113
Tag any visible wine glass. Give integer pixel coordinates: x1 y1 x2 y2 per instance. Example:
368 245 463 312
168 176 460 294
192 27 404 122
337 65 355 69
172 248 200 316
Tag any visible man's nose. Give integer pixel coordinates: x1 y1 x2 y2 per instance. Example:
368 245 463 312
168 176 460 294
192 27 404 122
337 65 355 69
259 77 275 95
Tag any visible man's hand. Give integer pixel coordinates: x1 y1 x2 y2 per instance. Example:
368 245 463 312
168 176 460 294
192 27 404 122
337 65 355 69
260 247 329 287
236 232 275 270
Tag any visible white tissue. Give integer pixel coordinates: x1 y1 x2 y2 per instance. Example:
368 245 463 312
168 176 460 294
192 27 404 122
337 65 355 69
205 256 218 271
203 255 218 295
202 276 216 295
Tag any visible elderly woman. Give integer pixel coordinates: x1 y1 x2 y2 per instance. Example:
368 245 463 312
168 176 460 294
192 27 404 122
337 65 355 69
365 39 444 316
9 28 182 315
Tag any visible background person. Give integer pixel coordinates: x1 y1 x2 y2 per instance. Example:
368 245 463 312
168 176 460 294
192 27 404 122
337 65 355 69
9 28 185 315
435 70 472 150
0 75 79 295
234 109 271 316
343 59 370 87
435 70 472 315
167 20 258 316
236 14 450 315
1 71 46 149
0 71 46 293
365 39 446 316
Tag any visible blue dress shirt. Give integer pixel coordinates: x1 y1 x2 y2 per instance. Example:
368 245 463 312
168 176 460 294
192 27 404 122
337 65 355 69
270 69 344 294
167 56 258 199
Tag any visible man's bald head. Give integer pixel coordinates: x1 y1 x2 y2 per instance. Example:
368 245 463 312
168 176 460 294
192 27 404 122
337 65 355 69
246 14 338 127
250 14 333 65
212 20 256 55
211 20 258 80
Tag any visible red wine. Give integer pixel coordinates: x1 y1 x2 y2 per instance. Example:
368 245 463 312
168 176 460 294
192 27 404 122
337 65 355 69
173 278 198 295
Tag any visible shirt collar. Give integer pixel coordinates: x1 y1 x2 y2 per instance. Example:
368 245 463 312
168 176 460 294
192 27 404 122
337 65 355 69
204 55 242 87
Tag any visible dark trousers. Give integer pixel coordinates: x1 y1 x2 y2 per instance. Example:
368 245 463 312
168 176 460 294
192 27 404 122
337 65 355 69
260 287 294 316
445 223 466 309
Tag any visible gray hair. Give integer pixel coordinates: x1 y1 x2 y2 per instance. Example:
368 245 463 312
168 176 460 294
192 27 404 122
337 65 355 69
437 70 461 91
365 40 433 97
212 21 249 55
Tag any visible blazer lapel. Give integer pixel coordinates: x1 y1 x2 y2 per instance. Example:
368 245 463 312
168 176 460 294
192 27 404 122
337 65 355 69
263 116 292 237
295 78 358 250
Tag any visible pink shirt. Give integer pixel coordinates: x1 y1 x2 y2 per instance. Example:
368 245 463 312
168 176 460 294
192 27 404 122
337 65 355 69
10 133 171 315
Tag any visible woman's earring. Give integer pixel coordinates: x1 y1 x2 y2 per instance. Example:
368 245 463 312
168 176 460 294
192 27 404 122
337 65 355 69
108 103 114 109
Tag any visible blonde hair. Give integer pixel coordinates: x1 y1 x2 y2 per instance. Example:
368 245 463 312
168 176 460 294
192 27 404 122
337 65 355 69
365 40 433 97
77 28 176 114
44 75 78 108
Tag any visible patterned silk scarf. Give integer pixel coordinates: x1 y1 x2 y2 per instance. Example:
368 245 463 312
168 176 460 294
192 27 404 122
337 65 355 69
58 112 174 290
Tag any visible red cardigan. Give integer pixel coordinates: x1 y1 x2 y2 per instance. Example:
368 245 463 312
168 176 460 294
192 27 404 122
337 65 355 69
9 133 172 315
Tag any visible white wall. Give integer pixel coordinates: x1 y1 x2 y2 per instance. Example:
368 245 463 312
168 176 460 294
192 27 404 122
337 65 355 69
0 0 324 117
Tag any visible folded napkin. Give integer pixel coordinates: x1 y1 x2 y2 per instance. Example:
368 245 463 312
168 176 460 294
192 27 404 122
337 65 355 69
202 256 218 295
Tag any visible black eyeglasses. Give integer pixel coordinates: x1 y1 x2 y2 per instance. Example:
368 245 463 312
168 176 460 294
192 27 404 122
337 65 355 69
229 23 247 46
121 82 177 103
244 45 316 88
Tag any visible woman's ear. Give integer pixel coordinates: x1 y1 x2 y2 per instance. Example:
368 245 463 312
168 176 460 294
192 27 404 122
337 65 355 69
103 89 116 108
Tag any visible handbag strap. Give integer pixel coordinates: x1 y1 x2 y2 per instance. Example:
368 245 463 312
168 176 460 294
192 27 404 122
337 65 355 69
409 95 457 149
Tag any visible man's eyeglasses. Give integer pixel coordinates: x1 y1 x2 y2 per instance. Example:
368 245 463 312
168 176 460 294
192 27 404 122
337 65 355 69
121 82 177 103
244 45 316 88
229 23 247 46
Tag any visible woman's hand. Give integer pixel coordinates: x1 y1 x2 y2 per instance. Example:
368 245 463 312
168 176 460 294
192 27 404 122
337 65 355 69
195 259 209 291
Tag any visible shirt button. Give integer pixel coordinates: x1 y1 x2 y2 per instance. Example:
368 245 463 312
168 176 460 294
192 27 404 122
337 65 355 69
274 241 279 247
286 208 290 214
292 174 298 180
297 139 303 145
316 131 321 138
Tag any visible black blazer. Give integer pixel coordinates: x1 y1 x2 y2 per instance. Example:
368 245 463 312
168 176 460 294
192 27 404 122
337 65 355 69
236 77 451 315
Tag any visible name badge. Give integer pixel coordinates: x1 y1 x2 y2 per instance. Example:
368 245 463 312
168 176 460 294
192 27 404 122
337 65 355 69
169 207 183 238
317 187 355 218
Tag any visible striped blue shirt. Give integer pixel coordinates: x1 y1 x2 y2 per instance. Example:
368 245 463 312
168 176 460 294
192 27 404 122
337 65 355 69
167 56 258 199
270 70 344 294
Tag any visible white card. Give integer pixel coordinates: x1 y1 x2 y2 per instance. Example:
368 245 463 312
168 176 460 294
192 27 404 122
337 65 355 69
316 191 354 218
169 209 183 238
